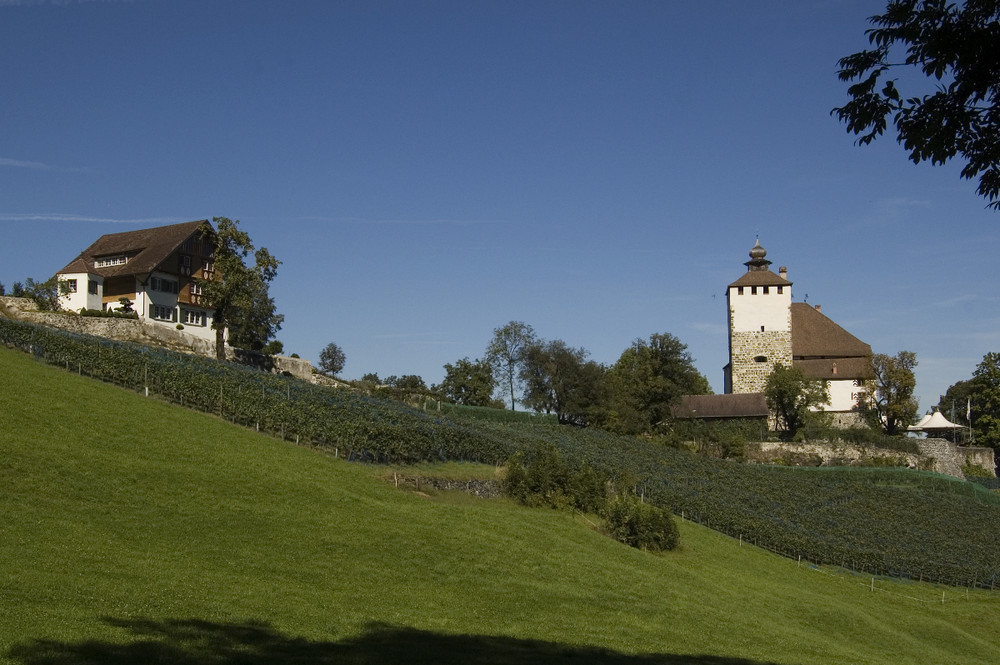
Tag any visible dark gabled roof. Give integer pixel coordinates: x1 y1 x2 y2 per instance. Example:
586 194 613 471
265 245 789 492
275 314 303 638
790 302 871 359
671 393 769 420
728 269 792 288
794 357 873 381
58 220 209 278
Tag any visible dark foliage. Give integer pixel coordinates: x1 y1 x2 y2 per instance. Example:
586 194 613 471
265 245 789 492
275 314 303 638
833 0 1000 209
318 342 346 376
79 308 139 320
605 494 680 552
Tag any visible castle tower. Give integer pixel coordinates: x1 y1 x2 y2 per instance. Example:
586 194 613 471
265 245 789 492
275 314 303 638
724 239 793 394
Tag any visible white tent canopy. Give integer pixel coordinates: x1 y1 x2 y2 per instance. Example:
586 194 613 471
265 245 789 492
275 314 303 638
908 410 961 432
910 412 933 430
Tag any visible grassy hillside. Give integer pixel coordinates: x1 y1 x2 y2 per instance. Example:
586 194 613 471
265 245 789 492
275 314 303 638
2 346 1000 665
4 317 999 588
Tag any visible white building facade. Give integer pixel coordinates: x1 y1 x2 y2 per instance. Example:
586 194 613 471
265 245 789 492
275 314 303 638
57 220 220 345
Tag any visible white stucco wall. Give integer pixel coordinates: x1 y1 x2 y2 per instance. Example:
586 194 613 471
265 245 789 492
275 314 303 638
818 378 864 413
136 272 215 342
133 272 216 343
174 308 215 342
729 286 791 333
57 273 103 311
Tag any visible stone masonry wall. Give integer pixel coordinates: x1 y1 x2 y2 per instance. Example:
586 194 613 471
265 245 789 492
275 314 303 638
729 329 792 394
745 438 996 479
0 296 315 380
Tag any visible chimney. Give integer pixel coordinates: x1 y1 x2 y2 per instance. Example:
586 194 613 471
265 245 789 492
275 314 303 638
779 266 787 280
814 304 822 313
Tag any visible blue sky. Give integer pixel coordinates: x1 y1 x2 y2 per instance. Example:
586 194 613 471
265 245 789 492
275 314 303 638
2 0 997 412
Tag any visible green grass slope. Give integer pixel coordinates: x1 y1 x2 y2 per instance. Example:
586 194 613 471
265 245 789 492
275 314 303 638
1 346 999 665
4 318 998 587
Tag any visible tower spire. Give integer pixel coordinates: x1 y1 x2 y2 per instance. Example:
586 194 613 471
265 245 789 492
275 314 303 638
744 238 772 272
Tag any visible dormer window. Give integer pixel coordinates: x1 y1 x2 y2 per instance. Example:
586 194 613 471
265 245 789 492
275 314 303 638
95 254 128 268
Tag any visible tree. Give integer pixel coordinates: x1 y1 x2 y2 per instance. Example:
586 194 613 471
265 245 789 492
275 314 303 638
383 375 427 391
936 377 976 442
764 364 830 439
833 0 1000 209
941 352 1000 447
22 277 63 311
196 217 283 361
318 342 346 376
970 352 1000 445
519 339 608 426
434 357 498 407
485 321 536 410
117 296 134 313
601 332 710 434
860 351 919 435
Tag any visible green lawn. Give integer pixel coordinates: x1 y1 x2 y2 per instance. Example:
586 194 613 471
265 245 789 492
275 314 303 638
1 345 998 665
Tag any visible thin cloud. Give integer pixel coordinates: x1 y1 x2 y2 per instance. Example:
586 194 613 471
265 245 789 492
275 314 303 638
296 215 492 226
0 213 189 224
841 196 933 234
0 0 135 6
0 156 91 173
0 157 50 169
932 294 979 308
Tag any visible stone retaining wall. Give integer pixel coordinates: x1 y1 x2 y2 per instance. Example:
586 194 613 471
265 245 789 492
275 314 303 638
745 438 995 479
0 295 315 380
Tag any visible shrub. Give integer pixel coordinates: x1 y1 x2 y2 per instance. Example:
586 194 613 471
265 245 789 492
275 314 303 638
604 494 679 552
79 308 139 320
503 445 608 513
963 462 994 479
502 451 530 502
567 459 608 514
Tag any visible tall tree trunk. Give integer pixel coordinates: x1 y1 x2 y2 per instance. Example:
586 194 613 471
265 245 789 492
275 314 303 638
214 312 226 362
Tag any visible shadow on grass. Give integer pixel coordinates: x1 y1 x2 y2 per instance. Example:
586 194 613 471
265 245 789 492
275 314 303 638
7 617 789 665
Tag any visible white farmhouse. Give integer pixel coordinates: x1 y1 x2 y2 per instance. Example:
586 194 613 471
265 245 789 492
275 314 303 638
724 239 872 425
56 220 221 345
